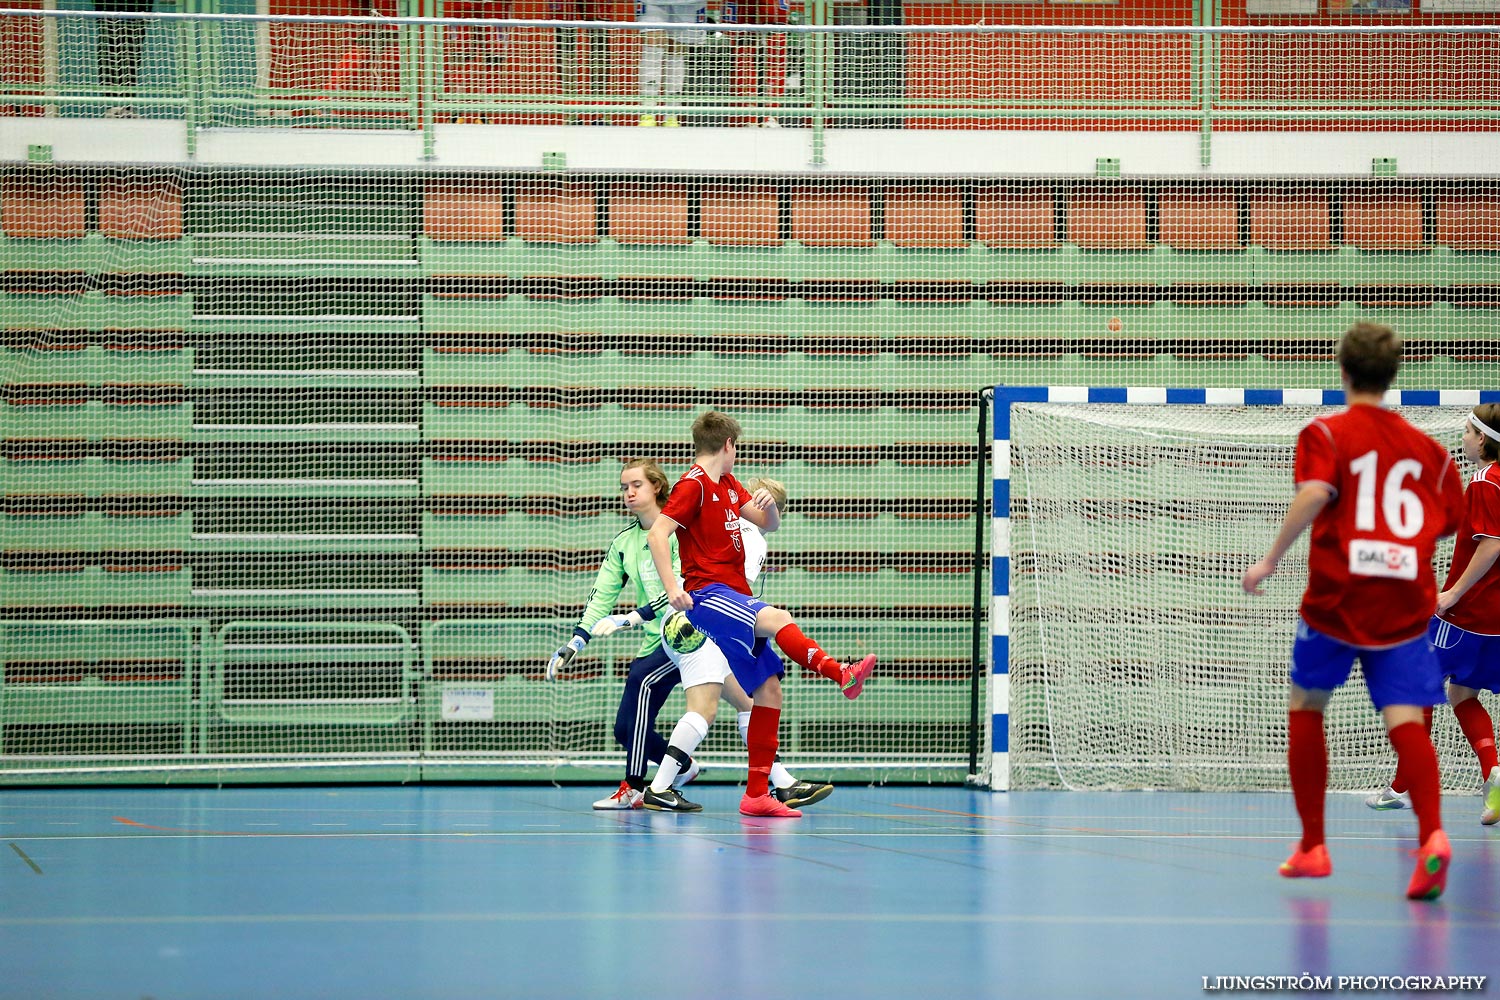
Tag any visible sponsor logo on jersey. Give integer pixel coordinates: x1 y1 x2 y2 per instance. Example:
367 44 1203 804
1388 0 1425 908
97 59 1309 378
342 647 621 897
723 508 743 552
1348 538 1418 580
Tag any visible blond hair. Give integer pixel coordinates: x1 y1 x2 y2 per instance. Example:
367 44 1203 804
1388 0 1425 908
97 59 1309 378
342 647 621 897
748 476 788 510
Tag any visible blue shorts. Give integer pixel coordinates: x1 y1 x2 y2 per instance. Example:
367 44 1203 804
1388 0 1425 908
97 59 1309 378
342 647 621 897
685 583 785 695
1431 617 1500 694
1289 619 1444 711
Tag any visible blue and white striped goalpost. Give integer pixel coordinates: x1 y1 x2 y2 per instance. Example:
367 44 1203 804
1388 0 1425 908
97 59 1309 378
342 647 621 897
982 386 1500 792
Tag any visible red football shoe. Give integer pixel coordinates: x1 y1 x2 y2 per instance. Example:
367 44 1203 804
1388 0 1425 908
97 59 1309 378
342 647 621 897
740 793 801 818
1278 843 1331 879
1406 830 1451 901
840 654 876 700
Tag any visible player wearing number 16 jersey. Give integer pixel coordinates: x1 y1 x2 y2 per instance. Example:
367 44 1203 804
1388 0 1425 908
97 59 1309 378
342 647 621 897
1294 390 1464 650
1242 322 1465 901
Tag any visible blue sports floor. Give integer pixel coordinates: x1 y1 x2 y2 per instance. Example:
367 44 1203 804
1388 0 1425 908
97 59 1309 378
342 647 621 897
3 785 1497 1000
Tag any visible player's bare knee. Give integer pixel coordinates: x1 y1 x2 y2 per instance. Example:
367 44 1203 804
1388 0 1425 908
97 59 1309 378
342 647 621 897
685 684 720 720
721 674 752 712
1288 684 1331 712
1447 684 1479 707
752 675 783 709
683 691 719 726
755 606 792 636
1382 704 1427 731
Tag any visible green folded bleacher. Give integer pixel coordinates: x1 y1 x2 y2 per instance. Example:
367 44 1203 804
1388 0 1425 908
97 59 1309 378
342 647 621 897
5 165 1499 781
1 620 202 758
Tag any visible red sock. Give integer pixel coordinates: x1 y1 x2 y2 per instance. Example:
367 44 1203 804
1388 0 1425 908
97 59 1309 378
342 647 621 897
1388 720 1442 845
1389 706 1434 794
774 623 843 683
745 705 781 798
1452 697 1500 779
1288 710 1327 852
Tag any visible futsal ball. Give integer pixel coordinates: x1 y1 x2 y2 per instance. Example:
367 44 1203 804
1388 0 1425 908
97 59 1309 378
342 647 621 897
662 611 707 655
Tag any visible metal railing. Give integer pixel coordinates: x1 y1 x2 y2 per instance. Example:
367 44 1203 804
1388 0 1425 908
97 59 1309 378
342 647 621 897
3 7 1500 163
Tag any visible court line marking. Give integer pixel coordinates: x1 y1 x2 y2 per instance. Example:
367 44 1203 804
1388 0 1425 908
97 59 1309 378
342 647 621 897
869 806 1239 876
14 830 1483 844
9 842 43 875
20 812 1492 851
518 795 856 872
2 910 1497 930
603 816 853 872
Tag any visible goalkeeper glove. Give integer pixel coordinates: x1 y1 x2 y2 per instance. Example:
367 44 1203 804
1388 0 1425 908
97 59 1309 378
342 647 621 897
546 634 588 681
590 611 645 638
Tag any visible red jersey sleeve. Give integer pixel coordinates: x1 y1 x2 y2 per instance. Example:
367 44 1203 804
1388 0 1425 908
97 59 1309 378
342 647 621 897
1440 465 1500 635
1469 471 1500 539
1294 419 1338 495
660 471 704 528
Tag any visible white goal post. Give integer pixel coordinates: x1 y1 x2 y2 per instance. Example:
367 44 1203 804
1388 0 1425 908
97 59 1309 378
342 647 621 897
985 386 1500 793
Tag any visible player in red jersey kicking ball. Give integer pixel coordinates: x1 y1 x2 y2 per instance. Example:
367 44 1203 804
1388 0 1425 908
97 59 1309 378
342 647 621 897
646 411 876 817
1243 322 1466 900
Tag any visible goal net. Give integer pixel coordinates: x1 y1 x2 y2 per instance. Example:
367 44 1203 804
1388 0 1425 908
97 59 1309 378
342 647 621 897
996 389 1500 793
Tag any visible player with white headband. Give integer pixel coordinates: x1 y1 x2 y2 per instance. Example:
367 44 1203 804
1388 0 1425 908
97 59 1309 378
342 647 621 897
1367 403 1500 826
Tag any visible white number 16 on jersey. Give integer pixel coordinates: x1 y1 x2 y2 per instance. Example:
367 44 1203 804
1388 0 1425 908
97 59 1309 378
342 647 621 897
1347 450 1424 580
1349 451 1425 540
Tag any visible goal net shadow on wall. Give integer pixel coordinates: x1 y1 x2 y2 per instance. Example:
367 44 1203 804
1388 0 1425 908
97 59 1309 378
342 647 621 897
984 385 1500 793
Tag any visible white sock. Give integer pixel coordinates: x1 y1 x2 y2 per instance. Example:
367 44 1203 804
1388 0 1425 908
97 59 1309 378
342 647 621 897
640 46 664 99
650 711 709 792
737 711 794 789
664 51 686 97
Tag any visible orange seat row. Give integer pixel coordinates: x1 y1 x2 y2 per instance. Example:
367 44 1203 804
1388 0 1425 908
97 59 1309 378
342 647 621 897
6 174 1500 252
2 175 184 241
425 181 1500 252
